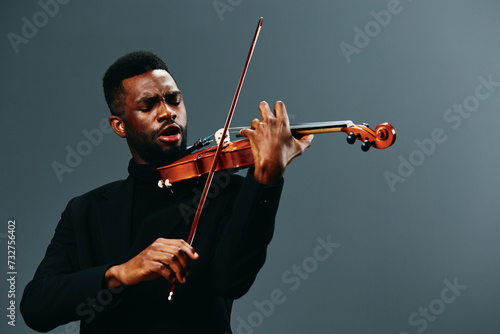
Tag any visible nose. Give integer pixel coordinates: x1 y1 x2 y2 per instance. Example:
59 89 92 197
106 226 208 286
157 99 176 122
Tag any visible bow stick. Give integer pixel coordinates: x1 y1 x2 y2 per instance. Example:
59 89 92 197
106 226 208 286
168 17 264 301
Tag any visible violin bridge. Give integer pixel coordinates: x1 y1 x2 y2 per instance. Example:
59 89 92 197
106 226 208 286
215 128 231 147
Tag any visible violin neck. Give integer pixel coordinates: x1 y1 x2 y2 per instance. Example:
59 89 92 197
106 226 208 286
233 120 355 140
290 121 354 135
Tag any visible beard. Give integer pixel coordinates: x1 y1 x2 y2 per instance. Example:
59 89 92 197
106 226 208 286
125 121 188 166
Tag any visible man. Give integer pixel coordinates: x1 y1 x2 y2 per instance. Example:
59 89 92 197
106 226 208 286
21 51 313 333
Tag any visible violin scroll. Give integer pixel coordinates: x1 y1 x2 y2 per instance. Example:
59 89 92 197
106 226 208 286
342 122 396 151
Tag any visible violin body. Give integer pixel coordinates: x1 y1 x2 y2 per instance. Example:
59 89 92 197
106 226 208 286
158 139 253 187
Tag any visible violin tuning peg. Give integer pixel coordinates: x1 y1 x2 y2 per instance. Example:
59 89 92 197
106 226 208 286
158 179 173 188
346 132 357 145
361 140 372 152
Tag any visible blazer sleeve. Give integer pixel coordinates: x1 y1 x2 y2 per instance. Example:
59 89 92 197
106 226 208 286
209 168 284 299
20 198 123 332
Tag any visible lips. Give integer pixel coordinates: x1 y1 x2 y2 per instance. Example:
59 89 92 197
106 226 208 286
158 124 182 143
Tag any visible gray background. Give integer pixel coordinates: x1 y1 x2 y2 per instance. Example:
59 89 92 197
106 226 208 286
1 0 500 333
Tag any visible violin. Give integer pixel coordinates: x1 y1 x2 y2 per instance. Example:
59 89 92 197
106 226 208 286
157 120 396 188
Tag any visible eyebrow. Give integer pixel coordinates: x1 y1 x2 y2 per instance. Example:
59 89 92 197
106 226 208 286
135 91 182 105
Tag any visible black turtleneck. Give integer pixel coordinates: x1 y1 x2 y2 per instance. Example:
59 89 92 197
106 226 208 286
127 159 172 242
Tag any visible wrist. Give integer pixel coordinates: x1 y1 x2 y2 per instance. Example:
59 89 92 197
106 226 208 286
253 166 283 185
104 265 124 289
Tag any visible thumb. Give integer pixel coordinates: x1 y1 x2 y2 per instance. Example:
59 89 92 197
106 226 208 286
298 134 314 149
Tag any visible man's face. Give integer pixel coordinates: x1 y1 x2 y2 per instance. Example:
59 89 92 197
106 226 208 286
116 69 188 165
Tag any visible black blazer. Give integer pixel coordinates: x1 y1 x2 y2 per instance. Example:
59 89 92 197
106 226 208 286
21 171 283 333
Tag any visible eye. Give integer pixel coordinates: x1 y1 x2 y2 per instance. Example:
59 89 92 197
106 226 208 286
166 94 182 106
139 105 153 112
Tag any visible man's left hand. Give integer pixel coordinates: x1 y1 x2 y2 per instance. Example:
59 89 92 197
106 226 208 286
239 101 314 185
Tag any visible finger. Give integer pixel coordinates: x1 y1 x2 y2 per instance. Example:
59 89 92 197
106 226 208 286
153 250 189 283
155 262 177 283
239 119 260 138
166 245 190 268
179 242 199 261
273 101 290 128
156 238 199 260
132 250 178 284
239 128 249 138
150 241 197 282
250 118 261 131
258 101 273 122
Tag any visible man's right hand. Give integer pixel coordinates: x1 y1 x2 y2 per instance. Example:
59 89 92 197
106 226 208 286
104 238 199 288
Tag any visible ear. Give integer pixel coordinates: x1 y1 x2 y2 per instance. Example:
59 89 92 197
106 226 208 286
109 115 126 138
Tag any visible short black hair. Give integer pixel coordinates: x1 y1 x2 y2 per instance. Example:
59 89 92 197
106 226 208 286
102 51 171 115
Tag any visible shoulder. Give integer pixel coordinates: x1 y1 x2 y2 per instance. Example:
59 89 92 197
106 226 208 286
79 178 129 198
